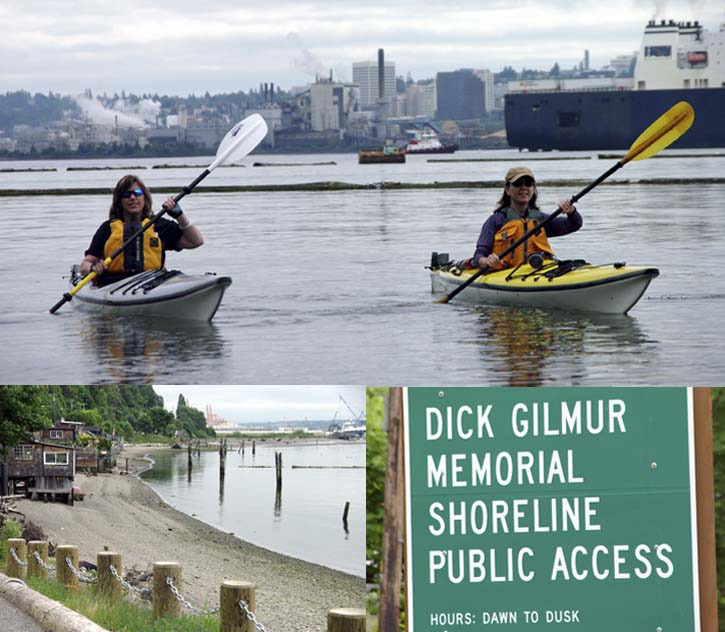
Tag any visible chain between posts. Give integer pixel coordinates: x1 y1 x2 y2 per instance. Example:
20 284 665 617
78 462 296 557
109 564 152 596
165 576 220 616
65 556 97 584
239 599 269 632
9 548 28 567
33 550 56 573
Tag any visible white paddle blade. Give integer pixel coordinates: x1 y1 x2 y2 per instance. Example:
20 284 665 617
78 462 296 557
210 113 269 170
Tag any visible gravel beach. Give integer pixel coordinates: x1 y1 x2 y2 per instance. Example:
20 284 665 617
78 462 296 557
13 444 365 632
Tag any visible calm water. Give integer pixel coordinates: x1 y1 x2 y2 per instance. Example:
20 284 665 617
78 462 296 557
139 442 365 576
1 149 724 384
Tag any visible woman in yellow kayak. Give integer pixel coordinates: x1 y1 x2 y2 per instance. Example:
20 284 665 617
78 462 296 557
80 175 204 282
473 166 581 270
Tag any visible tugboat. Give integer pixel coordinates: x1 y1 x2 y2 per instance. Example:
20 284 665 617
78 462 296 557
404 128 458 154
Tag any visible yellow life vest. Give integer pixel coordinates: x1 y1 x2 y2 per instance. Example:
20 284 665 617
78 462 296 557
492 209 555 269
104 219 163 274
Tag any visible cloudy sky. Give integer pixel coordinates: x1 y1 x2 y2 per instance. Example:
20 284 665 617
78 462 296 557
2 0 721 96
152 385 365 424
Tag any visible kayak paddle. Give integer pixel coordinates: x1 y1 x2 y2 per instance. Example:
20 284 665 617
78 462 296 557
49 113 268 314
434 100 695 304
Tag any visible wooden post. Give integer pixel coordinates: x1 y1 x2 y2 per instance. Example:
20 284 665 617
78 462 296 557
220 580 256 632
187 443 193 468
6 539 26 578
56 545 79 587
28 541 49 579
275 452 282 491
342 501 350 524
125 457 129 474
694 387 718 632
152 561 182 619
252 440 255 455
97 551 123 601
327 608 365 632
379 387 405 632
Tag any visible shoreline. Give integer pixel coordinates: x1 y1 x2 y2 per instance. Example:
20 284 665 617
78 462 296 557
14 444 365 632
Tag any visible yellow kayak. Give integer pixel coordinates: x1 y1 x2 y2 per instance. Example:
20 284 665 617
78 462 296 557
430 256 659 315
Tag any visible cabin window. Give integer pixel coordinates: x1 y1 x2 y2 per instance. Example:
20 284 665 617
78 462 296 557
44 452 69 465
556 112 581 128
645 45 671 58
13 445 33 460
49 429 63 439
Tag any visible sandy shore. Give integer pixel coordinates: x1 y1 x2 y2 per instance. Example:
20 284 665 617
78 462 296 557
14 444 365 632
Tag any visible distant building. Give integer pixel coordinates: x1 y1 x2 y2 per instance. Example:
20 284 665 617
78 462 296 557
604 54 637 76
436 69 486 120
473 69 497 112
353 58 396 108
309 81 360 131
405 81 437 117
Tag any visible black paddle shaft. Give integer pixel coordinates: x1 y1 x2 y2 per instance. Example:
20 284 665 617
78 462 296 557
437 161 624 304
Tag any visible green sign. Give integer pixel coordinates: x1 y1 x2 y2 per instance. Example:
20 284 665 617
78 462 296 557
404 387 699 632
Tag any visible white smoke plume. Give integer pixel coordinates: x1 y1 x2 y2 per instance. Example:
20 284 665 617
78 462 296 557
74 95 161 128
286 32 327 78
636 0 708 21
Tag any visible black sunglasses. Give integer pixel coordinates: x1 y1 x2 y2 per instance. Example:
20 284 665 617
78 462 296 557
509 177 535 188
120 187 145 199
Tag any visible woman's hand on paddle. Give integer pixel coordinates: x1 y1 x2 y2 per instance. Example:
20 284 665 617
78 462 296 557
163 197 183 218
477 253 500 269
82 258 106 276
558 199 575 215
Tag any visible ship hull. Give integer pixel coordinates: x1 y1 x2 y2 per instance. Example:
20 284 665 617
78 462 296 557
505 87 725 150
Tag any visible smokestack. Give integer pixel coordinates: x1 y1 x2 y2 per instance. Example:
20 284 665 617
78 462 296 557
584 50 590 71
264 83 268 102
378 48 385 100
270 82 274 102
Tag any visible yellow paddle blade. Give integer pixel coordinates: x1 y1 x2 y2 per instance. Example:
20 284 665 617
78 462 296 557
623 101 694 163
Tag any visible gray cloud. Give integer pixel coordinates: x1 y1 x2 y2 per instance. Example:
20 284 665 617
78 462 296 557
1 0 720 94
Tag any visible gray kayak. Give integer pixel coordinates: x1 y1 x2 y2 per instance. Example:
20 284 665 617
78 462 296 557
69 265 232 322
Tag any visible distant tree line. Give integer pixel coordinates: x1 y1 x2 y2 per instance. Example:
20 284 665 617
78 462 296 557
0 91 81 133
0 385 214 449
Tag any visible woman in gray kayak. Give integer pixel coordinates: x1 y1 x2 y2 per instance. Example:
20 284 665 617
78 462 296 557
80 174 204 281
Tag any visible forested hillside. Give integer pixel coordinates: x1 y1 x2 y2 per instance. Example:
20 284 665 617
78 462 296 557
0 385 212 445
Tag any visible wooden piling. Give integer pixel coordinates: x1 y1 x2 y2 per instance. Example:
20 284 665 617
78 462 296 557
187 443 193 468
28 541 49 579
275 452 282 490
152 561 182 619
125 458 129 474
220 580 256 632
327 608 365 632
55 545 79 587
97 551 123 601
6 539 26 578
342 501 350 531
252 440 255 455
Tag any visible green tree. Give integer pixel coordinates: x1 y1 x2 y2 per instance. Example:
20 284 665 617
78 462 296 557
366 387 388 584
0 386 52 450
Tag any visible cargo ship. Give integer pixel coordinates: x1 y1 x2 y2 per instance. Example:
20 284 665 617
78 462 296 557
504 19 725 150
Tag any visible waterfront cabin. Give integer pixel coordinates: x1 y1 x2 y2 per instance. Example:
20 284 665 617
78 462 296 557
1 440 76 504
